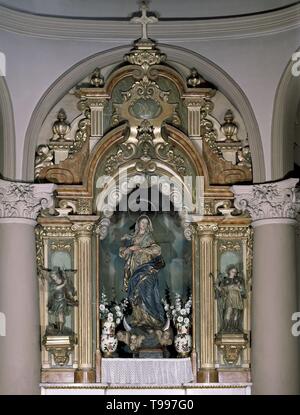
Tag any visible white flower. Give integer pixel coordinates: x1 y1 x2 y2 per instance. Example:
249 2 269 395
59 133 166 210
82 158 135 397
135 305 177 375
180 309 187 316
177 316 183 323
115 305 120 311
164 304 169 311
100 304 105 311
108 312 113 319
184 318 189 324
185 308 190 315
107 315 114 322
175 305 181 312
116 311 122 317
116 318 121 325
172 309 176 315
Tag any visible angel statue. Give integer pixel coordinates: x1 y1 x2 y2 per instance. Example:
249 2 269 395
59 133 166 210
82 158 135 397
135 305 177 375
212 265 247 333
119 214 167 331
43 266 78 335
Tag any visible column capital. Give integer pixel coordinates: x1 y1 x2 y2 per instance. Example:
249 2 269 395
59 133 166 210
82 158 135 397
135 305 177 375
71 222 94 236
197 223 219 235
231 178 299 223
0 179 56 222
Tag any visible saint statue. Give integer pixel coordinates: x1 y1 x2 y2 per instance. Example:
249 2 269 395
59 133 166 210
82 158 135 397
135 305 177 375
46 266 78 334
213 265 247 333
119 215 166 330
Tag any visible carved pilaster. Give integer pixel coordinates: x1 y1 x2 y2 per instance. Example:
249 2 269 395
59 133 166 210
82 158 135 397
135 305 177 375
71 221 95 383
89 99 107 151
184 98 203 152
197 223 218 382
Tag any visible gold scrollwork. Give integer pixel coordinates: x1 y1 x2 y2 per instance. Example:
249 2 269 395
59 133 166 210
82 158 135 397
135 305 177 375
50 241 72 252
219 344 246 365
218 240 241 252
35 225 46 279
246 227 253 287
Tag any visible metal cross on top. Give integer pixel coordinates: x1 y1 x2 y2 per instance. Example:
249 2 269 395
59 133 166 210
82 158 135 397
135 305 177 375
131 1 158 40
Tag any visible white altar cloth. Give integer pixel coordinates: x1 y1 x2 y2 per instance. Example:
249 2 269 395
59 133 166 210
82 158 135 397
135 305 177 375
40 383 252 395
102 358 194 385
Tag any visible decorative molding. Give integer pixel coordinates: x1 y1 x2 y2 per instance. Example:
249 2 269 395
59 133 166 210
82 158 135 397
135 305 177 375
0 179 56 220
0 4 299 41
0 217 36 226
251 218 297 228
231 178 299 221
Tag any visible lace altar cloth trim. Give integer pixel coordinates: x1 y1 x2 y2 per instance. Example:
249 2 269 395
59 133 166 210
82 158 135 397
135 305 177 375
102 358 194 385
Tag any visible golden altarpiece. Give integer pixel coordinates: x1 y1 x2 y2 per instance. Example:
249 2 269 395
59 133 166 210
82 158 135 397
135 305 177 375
34 21 253 387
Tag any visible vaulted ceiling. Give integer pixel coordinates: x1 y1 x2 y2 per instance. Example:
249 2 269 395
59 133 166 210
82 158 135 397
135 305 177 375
0 0 297 19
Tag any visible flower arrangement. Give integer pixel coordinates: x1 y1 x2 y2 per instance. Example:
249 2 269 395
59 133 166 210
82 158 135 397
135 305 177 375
163 293 192 334
99 292 128 326
162 292 192 357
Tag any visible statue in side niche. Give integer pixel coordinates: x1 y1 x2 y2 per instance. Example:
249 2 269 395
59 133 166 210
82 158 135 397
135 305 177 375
212 265 247 333
43 266 78 335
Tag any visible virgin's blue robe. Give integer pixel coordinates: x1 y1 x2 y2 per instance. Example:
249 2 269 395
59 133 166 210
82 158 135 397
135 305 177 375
127 255 166 327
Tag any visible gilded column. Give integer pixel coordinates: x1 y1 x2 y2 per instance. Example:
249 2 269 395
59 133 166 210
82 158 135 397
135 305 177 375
0 179 56 394
232 178 300 395
197 223 218 382
72 221 95 383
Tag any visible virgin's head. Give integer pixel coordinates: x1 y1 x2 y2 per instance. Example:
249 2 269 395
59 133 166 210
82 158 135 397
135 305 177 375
136 215 152 234
139 217 149 232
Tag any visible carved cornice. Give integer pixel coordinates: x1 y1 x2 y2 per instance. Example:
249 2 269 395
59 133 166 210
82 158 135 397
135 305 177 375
0 179 56 221
231 178 299 222
0 4 299 41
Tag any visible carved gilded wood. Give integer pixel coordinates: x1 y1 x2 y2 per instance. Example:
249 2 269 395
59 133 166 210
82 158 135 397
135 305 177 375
35 23 253 384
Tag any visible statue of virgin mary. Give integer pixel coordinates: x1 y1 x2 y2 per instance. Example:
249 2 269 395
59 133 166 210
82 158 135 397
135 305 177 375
119 215 166 330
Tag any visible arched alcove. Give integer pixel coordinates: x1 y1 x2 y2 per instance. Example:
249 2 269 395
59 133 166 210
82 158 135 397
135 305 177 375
271 48 300 180
23 44 265 182
0 77 16 179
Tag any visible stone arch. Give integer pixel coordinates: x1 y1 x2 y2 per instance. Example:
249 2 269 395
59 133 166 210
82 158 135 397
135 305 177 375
271 47 300 180
23 43 265 182
0 77 15 179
